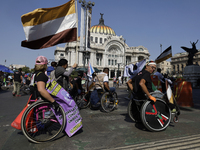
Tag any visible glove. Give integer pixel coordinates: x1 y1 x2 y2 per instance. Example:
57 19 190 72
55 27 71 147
148 95 156 103
51 101 60 113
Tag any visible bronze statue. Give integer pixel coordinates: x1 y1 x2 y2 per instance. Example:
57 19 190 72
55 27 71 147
99 13 104 25
181 40 199 65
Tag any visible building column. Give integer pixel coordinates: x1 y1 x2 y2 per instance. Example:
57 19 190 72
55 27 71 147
79 52 83 66
103 53 106 67
68 52 71 65
71 50 75 65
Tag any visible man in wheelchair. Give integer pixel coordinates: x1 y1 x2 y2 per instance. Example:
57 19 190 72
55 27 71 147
127 61 157 123
127 61 157 102
90 68 117 107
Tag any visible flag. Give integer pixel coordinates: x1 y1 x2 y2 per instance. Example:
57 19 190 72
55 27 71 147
155 46 172 64
123 65 129 77
123 64 133 77
79 6 85 51
87 61 94 81
85 7 92 51
136 59 146 73
123 59 146 77
166 84 174 104
21 0 77 49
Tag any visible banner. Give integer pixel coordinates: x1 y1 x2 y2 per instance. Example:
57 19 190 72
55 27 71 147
79 6 85 51
85 7 92 51
46 79 82 137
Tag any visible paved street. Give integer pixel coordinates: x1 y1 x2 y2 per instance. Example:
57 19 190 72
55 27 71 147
0 85 200 150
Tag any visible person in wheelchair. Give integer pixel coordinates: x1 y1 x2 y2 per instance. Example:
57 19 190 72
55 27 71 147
30 56 60 112
98 68 116 94
90 68 116 106
69 71 84 99
127 61 157 102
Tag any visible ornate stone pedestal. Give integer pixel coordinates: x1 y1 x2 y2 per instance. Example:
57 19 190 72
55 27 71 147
183 65 200 88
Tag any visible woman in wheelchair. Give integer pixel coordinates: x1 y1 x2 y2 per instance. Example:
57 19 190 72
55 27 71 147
30 56 60 112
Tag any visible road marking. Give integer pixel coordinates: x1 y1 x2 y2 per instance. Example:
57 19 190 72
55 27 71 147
104 134 200 150
0 124 10 127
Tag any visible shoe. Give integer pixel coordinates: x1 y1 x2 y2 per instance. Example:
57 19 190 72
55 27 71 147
12 93 15 96
16 95 21 97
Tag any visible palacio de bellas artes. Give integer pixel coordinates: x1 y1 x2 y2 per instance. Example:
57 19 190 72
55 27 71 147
54 14 150 78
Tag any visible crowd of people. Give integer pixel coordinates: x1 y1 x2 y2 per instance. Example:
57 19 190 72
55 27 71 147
1 55 177 111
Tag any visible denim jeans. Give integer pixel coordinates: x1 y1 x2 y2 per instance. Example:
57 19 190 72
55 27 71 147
110 87 116 93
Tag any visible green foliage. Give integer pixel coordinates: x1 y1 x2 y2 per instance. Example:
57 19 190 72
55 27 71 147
70 70 78 79
22 66 30 73
30 68 34 73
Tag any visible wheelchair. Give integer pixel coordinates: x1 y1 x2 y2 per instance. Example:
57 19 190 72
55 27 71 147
78 83 118 112
128 90 179 132
21 97 66 143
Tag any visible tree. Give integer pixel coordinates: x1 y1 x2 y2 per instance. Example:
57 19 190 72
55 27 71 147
22 66 30 73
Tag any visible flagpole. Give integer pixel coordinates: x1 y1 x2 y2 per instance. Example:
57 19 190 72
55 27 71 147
160 44 162 54
75 0 78 64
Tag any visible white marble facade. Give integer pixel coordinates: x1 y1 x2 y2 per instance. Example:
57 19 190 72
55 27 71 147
54 15 150 78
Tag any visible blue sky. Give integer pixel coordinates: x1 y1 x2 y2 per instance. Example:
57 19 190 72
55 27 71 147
1 0 200 68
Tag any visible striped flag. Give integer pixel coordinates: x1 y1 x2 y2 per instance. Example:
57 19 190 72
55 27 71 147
155 46 172 63
21 0 77 49
87 61 94 81
166 84 174 104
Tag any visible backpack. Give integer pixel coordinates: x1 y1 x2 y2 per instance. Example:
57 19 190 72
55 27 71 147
50 70 62 81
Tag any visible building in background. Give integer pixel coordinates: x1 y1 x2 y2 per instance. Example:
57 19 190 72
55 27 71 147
54 14 150 78
9 64 26 70
171 50 200 77
156 60 171 75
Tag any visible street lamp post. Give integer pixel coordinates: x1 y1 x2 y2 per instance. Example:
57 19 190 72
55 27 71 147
79 0 95 69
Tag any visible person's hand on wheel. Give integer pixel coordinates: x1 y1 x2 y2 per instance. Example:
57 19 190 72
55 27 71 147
51 101 60 113
148 95 156 103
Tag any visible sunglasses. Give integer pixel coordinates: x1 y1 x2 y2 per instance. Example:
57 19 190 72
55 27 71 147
150 66 156 70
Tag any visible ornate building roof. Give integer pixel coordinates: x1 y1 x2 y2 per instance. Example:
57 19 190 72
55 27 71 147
90 13 116 36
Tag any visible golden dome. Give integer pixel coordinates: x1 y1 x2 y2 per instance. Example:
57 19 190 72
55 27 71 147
90 13 116 36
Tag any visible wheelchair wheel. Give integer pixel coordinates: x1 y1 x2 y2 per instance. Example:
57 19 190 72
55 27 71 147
127 99 141 122
21 100 66 143
140 98 171 132
101 92 117 112
75 93 90 109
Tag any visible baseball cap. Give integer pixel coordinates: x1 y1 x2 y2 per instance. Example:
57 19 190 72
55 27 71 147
35 56 48 65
